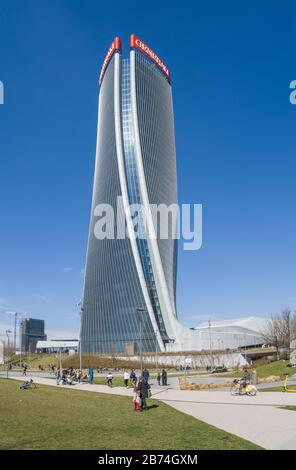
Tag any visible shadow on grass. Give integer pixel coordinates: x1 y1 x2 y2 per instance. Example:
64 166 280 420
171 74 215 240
146 404 159 410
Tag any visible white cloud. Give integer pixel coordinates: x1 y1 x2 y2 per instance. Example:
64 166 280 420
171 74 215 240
60 267 76 273
29 294 52 304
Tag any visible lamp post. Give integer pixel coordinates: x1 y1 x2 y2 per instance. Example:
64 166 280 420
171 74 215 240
208 319 213 371
59 344 62 371
154 329 158 371
19 324 22 370
79 305 84 373
1 310 23 356
19 314 26 370
136 307 145 375
6 329 12 379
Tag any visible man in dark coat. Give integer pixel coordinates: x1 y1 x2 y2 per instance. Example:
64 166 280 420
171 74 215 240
161 369 167 386
137 377 150 410
130 368 137 385
142 368 150 383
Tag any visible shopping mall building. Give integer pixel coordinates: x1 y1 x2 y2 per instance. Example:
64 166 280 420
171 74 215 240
80 35 266 353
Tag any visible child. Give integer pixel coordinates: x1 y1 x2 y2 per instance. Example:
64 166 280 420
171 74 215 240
132 386 141 412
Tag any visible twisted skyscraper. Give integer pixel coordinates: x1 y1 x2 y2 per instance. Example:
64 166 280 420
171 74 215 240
81 35 180 353
80 35 265 354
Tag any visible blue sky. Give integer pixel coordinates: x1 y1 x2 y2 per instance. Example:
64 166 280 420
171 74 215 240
0 0 295 338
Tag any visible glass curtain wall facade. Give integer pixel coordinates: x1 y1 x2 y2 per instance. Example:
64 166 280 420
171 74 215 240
20 318 46 353
121 59 169 342
133 52 178 320
81 38 178 354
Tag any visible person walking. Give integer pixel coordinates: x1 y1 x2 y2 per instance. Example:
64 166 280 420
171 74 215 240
137 377 151 410
161 368 167 386
157 370 161 386
123 370 129 388
88 367 94 384
142 368 149 383
61 369 67 385
130 368 137 386
106 372 113 387
56 368 61 385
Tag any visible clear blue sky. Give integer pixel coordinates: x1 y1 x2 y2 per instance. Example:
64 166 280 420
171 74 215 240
0 0 295 337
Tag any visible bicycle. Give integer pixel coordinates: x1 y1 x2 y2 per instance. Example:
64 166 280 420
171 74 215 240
230 378 257 396
19 379 37 390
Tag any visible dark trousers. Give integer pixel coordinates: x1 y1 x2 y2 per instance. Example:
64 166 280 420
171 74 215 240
140 397 147 409
124 379 128 387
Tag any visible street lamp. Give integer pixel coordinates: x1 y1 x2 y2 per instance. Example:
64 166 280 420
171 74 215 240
78 304 84 373
208 319 213 371
6 329 12 379
18 313 26 369
154 328 159 371
59 344 62 371
136 306 145 375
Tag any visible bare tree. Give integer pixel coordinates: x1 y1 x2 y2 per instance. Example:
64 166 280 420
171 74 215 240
261 314 282 360
291 311 296 342
262 309 296 359
281 309 292 349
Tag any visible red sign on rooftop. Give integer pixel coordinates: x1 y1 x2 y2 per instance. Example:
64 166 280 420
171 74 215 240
99 37 122 86
130 34 170 82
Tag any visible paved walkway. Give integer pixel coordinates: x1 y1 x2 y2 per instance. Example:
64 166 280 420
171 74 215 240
6 374 296 450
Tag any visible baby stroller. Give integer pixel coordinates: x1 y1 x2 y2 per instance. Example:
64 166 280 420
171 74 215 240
66 374 73 385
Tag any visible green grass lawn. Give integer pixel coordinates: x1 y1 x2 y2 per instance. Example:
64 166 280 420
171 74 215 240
212 360 294 380
260 386 283 392
0 379 261 450
253 360 294 379
93 376 124 387
281 406 296 411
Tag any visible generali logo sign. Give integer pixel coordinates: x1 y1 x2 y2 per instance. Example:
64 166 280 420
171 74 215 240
130 34 170 82
99 37 121 86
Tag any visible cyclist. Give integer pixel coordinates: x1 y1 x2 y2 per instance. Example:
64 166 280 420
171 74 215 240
239 369 251 394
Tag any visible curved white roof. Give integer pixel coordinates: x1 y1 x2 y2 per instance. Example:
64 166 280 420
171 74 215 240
195 316 267 334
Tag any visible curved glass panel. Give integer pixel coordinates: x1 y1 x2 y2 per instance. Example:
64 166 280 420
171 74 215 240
121 59 168 341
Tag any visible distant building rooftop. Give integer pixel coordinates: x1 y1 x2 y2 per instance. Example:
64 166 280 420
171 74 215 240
36 340 78 350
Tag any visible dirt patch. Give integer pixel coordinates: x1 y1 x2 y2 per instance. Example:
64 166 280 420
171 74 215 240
179 374 281 390
258 375 281 383
179 377 233 390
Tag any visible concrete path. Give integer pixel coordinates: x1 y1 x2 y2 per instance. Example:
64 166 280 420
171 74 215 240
5 374 296 450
